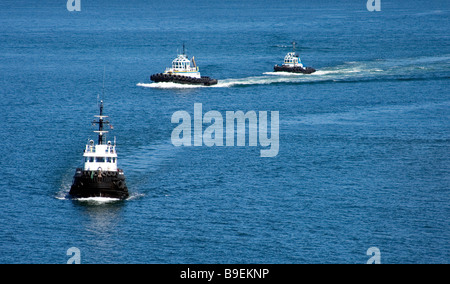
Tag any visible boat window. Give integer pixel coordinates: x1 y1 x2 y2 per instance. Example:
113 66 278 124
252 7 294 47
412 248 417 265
89 157 94 163
96 157 105 163
107 157 112 163
113 158 116 163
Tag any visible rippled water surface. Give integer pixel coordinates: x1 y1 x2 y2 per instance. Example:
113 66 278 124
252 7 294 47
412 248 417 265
0 0 449 263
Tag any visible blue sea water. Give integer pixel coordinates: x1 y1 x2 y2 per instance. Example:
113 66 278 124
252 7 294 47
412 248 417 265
0 0 449 264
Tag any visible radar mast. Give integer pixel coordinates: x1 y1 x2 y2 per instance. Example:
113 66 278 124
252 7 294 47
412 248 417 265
92 101 110 145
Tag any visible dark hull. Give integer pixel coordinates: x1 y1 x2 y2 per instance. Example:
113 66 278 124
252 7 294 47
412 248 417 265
69 169 129 200
150 73 218 86
274 65 316 74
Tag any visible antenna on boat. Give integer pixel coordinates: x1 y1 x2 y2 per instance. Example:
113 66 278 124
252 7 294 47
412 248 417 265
93 67 110 146
292 41 297 53
101 66 106 99
98 66 106 109
182 43 186 55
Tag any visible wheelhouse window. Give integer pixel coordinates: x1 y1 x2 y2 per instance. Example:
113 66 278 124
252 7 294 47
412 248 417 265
96 157 105 163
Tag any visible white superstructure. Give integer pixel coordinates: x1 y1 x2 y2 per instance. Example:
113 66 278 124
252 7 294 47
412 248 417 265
83 141 118 172
283 52 304 68
82 101 120 173
283 42 304 67
163 45 201 78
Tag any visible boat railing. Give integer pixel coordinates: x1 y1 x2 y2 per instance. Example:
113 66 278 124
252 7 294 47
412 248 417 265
84 145 116 154
165 66 199 73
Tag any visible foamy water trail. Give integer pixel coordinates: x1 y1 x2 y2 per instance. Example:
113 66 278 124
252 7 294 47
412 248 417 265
137 82 205 89
76 197 121 203
137 74 318 89
137 65 375 89
56 189 143 202
137 55 449 89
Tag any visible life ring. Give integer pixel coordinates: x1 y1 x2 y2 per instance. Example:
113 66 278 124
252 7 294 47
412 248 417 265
117 181 125 190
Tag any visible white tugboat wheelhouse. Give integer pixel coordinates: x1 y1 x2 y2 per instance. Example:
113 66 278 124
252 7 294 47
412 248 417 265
283 52 304 68
83 140 118 172
82 102 119 173
283 41 303 68
164 54 201 78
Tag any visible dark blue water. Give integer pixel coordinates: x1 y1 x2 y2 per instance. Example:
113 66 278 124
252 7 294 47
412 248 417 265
0 0 449 264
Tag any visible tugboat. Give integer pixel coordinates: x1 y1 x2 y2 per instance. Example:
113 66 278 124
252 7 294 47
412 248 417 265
150 45 218 86
69 101 129 200
274 42 316 74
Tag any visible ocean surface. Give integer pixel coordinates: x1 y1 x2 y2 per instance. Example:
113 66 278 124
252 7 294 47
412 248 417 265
0 0 449 264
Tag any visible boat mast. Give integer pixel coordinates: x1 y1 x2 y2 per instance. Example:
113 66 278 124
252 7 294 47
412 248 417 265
292 41 297 53
99 102 104 145
93 101 109 145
